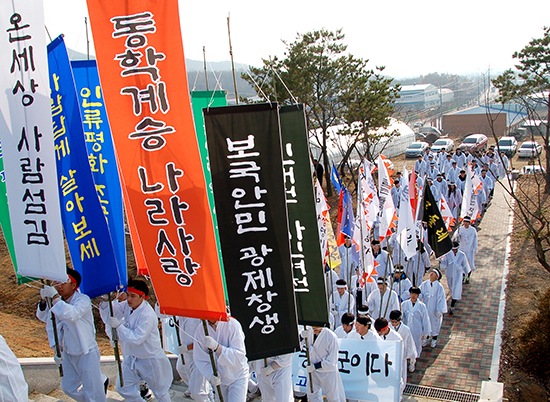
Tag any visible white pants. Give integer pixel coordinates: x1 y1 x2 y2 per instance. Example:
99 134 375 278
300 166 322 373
117 354 173 402
255 364 293 402
215 376 247 402
61 346 106 402
307 370 346 402
176 351 211 402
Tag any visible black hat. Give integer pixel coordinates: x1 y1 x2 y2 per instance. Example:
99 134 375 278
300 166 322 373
389 310 402 321
409 286 421 294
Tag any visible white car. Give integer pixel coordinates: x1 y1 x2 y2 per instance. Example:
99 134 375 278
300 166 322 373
431 138 454 153
520 165 546 175
517 141 543 158
497 136 518 157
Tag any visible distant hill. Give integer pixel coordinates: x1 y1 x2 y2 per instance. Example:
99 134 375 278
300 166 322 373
66 50 256 99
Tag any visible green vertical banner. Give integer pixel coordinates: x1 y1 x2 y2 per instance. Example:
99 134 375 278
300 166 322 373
0 145 22 283
191 90 228 294
280 105 330 327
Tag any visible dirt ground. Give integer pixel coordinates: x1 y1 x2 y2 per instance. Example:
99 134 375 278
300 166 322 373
0 135 548 400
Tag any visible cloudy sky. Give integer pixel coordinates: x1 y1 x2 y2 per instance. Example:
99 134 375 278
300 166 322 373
44 0 550 78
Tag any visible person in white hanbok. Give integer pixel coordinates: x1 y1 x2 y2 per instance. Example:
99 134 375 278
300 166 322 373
374 318 405 398
419 269 448 347
368 277 400 321
452 149 466 169
401 287 431 362
0 333 28 402
392 266 412 303
330 280 355 328
373 240 394 278
347 314 381 341
302 327 346 402
37 269 107 402
106 279 173 402
446 183 462 221
333 312 355 339
251 353 293 402
338 236 356 282
390 310 417 390
439 242 471 315
174 316 211 402
404 241 431 287
452 216 478 282
194 317 249 402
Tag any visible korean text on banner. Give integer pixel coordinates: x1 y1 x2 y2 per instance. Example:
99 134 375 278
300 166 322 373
280 104 329 327
292 339 402 401
71 59 127 291
0 2 66 282
48 36 121 298
86 0 227 320
190 90 228 295
204 103 300 361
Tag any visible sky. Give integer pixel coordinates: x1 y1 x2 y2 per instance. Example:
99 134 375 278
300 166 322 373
43 0 550 79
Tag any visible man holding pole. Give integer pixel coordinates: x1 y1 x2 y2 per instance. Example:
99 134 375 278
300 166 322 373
37 268 107 402
194 316 249 402
301 326 345 402
105 278 173 402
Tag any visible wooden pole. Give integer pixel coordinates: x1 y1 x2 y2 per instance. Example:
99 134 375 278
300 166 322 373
203 46 209 91
202 320 224 402
108 293 123 386
226 14 238 105
303 326 314 393
45 297 63 377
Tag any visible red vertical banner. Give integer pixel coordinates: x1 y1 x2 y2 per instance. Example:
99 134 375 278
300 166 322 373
87 0 227 320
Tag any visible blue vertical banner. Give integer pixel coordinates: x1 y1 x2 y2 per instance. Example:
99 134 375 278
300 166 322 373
71 60 127 291
47 35 122 297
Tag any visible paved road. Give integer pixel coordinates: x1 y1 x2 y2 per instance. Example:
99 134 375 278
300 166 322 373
408 181 511 394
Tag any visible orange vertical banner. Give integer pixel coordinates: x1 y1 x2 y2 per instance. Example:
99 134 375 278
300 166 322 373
86 0 227 320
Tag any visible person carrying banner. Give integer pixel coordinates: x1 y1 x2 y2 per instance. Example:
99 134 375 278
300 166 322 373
301 326 345 402
374 318 404 399
175 316 211 402
347 314 380 340
106 278 173 402
404 240 431 287
36 268 107 402
419 268 448 348
401 287 431 367
439 242 471 315
452 216 478 283
194 317 249 402
251 354 293 402
389 310 416 395
338 235 356 282
367 277 400 321
330 279 355 328
391 266 412 303
334 312 355 339
372 240 393 278
0 333 28 402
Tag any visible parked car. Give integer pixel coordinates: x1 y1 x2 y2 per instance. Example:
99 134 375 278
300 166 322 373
405 141 430 158
517 141 543 158
497 136 518 157
459 134 488 152
520 165 546 175
431 138 454 153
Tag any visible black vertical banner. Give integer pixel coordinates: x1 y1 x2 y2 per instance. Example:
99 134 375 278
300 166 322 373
204 103 300 360
422 184 453 258
279 105 330 327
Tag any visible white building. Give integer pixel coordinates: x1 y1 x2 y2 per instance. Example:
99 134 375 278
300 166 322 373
396 84 454 109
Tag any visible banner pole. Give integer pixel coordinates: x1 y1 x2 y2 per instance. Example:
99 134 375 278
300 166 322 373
379 256 390 318
45 296 63 377
202 320 224 402
347 247 351 313
108 293 124 387
303 326 314 394
383 243 394 318
174 316 186 365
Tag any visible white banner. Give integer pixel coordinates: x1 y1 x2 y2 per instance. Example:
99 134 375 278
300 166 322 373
0 1 66 281
292 338 402 401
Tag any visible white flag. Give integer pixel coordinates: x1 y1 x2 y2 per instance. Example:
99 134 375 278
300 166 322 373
377 155 397 242
460 164 479 221
0 1 66 282
397 168 417 259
